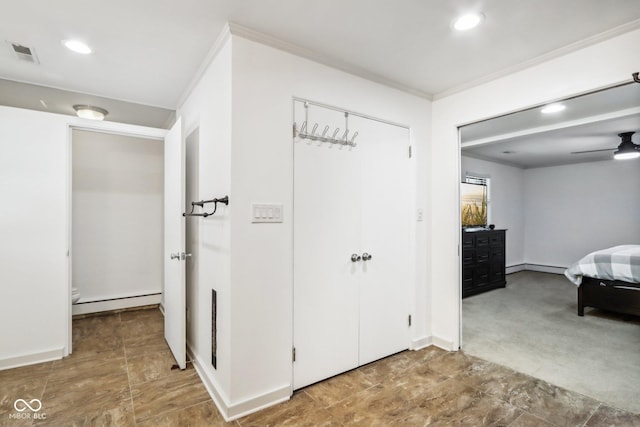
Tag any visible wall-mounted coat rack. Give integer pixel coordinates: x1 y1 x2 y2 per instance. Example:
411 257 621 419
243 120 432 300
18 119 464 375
293 102 359 147
183 196 229 218
294 121 359 147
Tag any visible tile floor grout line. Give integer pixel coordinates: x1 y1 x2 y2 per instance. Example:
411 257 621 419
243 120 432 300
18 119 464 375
33 361 55 427
581 402 601 427
120 312 139 426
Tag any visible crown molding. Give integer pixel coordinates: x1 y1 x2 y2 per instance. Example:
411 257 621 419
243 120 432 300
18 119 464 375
177 23 233 108
227 22 433 101
434 19 640 101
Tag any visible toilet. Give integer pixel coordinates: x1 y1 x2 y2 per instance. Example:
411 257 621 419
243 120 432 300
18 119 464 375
72 287 81 304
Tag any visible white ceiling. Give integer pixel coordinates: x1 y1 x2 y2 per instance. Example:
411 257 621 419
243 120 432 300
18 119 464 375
1 0 640 125
461 83 640 168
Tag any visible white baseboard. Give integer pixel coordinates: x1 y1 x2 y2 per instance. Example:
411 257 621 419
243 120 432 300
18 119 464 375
187 345 232 421
430 336 456 351
506 264 526 274
411 336 432 351
0 347 65 371
410 335 456 352
524 264 566 275
72 294 161 315
226 385 291 421
187 345 291 422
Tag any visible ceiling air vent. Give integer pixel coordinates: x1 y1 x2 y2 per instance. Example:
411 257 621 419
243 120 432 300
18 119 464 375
8 42 39 64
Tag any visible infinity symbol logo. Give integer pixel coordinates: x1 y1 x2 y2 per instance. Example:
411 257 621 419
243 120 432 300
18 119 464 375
14 399 42 412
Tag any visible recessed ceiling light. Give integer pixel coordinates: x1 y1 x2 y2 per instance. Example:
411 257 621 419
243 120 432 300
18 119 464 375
453 13 484 31
73 105 108 120
541 103 566 114
63 39 92 54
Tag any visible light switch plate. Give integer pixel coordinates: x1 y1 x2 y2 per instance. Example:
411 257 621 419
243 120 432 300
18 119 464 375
252 203 283 223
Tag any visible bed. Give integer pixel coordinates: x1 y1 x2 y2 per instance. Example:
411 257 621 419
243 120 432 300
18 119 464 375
564 245 640 317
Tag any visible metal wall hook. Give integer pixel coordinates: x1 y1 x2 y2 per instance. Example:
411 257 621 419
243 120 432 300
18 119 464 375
350 131 359 147
183 195 229 218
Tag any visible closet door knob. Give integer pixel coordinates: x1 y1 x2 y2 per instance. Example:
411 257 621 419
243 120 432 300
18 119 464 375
362 253 372 261
351 254 361 262
170 252 181 260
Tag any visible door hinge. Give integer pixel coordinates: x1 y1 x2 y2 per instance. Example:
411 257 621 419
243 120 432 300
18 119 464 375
408 314 412 327
292 347 296 362
293 123 297 138
409 146 412 158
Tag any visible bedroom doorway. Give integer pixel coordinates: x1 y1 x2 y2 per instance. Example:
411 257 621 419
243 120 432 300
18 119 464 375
457 81 640 413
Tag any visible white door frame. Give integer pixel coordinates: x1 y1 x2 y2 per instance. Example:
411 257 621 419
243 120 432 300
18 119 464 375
66 119 167 354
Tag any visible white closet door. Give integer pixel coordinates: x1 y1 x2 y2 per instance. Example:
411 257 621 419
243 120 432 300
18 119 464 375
356 117 411 365
164 117 187 369
293 102 361 389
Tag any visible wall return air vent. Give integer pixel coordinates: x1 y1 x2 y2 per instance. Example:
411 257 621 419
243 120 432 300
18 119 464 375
8 42 39 64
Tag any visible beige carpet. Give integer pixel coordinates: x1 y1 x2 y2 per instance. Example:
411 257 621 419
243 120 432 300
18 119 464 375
462 270 640 414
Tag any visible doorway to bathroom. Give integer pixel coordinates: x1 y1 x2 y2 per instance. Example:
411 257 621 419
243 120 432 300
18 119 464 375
70 129 164 317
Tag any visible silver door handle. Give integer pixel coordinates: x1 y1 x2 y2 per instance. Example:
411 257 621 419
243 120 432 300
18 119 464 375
362 253 372 261
170 252 181 260
351 253 361 262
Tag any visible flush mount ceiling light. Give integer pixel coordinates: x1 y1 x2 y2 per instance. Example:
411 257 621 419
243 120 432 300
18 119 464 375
453 13 484 31
613 132 640 160
73 105 108 120
63 39 92 54
541 103 566 114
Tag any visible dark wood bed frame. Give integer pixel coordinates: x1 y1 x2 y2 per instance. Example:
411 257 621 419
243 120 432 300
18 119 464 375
578 277 640 317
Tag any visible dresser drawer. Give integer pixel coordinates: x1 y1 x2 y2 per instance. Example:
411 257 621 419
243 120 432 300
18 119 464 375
489 233 504 246
475 235 490 247
462 234 475 249
462 251 475 266
489 248 504 259
475 249 490 264
462 269 474 290
474 265 490 285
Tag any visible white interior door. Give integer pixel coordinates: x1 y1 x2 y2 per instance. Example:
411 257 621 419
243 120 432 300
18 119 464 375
293 101 411 389
293 102 361 389
356 117 411 365
164 117 187 369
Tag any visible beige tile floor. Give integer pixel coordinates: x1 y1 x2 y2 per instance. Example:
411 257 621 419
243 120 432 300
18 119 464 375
1 307 638 426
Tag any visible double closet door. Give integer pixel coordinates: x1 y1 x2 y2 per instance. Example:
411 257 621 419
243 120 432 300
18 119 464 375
293 101 411 389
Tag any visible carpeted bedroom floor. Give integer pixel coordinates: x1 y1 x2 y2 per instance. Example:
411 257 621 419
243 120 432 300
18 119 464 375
462 270 640 414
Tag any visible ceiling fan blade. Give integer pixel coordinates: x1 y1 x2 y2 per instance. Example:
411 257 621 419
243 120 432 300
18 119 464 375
571 147 617 154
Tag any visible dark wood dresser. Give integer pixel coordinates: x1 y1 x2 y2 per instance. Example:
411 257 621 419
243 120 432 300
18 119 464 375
462 229 506 298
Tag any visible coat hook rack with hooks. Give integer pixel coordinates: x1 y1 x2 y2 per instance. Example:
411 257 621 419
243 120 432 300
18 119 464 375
293 101 359 147
293 121 359 147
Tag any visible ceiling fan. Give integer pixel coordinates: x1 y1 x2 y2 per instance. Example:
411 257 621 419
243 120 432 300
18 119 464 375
571 131 640 160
